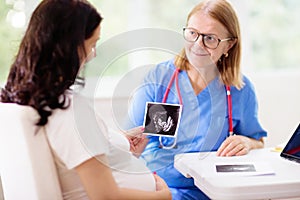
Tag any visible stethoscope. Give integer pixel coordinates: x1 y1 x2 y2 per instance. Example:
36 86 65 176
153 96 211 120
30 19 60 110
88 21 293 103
158 68 233 149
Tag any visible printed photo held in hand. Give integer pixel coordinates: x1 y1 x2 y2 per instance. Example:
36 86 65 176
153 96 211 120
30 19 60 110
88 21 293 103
143 102 182 137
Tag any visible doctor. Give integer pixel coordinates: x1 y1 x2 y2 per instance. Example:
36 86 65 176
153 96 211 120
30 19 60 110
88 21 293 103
125 0 267 199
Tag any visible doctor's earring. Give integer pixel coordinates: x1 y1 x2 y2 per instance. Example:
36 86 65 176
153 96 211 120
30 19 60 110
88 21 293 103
219 53 228 62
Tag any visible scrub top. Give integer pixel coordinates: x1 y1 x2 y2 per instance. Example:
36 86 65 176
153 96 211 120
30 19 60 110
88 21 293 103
125 59 267 199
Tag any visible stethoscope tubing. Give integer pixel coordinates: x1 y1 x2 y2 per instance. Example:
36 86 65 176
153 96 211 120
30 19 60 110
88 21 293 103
159 68 233 149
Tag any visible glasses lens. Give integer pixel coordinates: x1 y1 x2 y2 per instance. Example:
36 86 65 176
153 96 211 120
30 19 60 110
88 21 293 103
203 35 218 49
183 28 198 42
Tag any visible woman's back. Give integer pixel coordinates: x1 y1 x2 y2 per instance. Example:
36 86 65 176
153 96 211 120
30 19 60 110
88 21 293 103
45 93 155 199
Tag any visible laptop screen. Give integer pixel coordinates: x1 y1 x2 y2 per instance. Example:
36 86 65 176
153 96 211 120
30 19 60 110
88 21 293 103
280 123 300 163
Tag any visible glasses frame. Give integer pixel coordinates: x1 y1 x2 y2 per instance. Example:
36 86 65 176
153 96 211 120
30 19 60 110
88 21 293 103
183 27 235 50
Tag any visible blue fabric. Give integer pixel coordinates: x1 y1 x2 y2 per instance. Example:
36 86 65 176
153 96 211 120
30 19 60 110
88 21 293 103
124 59 267 199
169 187 209 200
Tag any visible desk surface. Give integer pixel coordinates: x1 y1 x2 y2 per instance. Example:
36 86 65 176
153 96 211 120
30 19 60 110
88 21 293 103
174 148 300 200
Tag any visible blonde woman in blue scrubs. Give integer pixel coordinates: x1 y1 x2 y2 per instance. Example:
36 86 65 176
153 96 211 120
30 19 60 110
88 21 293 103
124 0 267 199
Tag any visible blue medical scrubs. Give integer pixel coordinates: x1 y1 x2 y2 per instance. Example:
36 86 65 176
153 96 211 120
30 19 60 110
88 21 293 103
124 59 267 200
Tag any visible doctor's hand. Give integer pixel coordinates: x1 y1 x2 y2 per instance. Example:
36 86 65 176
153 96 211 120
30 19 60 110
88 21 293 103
124 126 149 157
216 135 252 156
217 135 265 157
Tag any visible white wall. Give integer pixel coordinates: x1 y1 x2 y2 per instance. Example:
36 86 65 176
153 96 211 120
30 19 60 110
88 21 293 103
249 70 300 148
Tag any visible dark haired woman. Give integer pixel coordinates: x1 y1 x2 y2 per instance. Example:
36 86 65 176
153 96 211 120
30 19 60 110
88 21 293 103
0 0 171 199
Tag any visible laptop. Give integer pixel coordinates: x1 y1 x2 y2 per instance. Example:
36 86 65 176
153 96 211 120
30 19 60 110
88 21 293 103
280 123 300 164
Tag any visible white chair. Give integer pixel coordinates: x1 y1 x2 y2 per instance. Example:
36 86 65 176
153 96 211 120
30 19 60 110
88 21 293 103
0 103 63 200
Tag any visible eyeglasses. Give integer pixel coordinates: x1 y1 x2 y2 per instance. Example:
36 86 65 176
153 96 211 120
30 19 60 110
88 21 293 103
183 27 235 49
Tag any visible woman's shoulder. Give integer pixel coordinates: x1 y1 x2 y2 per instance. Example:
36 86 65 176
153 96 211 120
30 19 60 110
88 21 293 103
231 75 257 100
241 75 256 92
230 75 255 92
48 92 99 130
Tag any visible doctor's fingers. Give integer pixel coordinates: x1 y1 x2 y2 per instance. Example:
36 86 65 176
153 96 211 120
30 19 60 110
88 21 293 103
235 146 250 156
131 137 149 157
223 137 252 156
126 135 141 151
225 143 249 156
136 137 149 151
132 135 147 146
216 136 234 156
217 136 242 156
124 126 145 137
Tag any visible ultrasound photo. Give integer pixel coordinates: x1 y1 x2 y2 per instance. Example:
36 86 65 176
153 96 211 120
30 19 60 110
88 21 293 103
216 164 256 173
143 102 182 137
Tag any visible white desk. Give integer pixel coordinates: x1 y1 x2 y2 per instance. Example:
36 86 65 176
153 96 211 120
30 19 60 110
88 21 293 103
174 148 300 200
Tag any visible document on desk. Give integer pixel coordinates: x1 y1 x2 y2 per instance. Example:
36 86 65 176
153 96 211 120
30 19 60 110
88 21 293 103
214 161 275 176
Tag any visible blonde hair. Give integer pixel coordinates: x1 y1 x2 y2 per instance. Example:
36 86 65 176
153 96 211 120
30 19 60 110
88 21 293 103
174 0 243 88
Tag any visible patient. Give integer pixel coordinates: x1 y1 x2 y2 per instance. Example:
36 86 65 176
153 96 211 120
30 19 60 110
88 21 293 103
0 0 171 199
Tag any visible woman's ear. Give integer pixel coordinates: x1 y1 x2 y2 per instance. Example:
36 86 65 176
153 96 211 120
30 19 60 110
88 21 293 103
226 38 237 52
